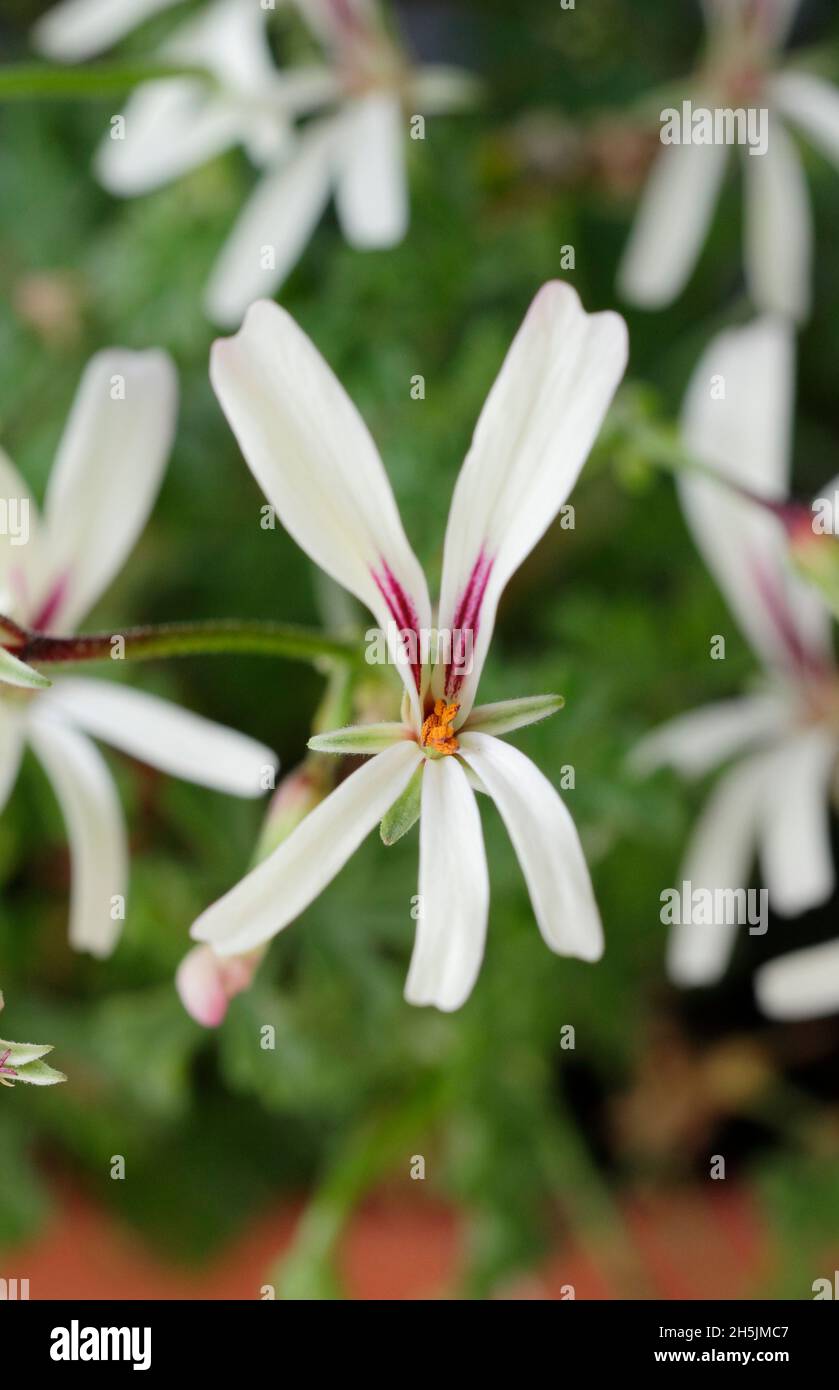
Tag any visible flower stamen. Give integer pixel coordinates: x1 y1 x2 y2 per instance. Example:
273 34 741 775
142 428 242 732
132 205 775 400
420 699 460 756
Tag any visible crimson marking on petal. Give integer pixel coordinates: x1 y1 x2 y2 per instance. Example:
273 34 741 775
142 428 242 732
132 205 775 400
750 550 828 677
446 549 494 697
31 575 69 633
372 559 423 692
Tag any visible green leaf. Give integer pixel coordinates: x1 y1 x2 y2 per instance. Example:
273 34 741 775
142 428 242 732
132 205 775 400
464 693 564 737
0 645 50 689
380 764 424 845
308 723 408 755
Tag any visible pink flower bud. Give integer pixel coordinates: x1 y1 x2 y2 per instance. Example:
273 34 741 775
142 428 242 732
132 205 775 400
175 944 260 1029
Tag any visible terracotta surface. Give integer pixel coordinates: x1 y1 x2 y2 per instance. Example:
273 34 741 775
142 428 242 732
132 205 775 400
1 1180 771 1300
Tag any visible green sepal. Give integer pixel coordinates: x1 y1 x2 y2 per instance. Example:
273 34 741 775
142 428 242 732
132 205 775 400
380 764 424 845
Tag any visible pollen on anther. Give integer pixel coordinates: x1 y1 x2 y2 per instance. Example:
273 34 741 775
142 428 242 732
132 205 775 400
420 699 460 755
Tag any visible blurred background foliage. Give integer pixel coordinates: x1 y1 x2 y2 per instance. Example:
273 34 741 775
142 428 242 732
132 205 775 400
1 0 839 1299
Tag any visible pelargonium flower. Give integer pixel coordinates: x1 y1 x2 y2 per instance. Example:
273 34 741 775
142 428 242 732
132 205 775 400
632 317 837 988
190 282 628 1011
0 349 277 957
618 0 839 320
36 0 476 327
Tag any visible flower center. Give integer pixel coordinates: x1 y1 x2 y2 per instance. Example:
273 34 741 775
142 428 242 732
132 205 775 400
420 699 460 756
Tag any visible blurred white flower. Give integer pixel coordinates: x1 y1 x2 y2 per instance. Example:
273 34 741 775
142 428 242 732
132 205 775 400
189 282 627 1012
618 0 839 320
35 0 476 327
0 349 277 958
632 317 838 988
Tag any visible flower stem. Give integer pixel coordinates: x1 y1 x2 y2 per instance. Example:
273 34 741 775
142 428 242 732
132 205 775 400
13 620 363 671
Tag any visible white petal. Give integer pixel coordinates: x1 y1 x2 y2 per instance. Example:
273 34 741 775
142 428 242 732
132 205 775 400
630 692 791 779
773 70 839 168
33 0 180 62
412 65 481 115
94 0 282 195
703 0 803 45
204 122 338 327
458 731 603 961
755 939 839 1021
667 753 769 986
0 447 45 620
617 136 727 308
37 677 277 797
679 316 831 672
210 300 432 719
191 740 422 955
742 118 811 321
95 81 246 196
758 728 836 916
435 281 627 718
27 711 128 958
0 706 25 814
40 349 177 631
404 754 488 1011
334 94 408 249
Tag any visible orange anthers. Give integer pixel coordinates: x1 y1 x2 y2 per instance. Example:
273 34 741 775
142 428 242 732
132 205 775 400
420 699 460 756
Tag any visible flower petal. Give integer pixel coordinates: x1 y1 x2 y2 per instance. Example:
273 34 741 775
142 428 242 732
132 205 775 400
758 728 836 917
0 647 51 692
33 0 180 62
464 693 564 737
0 447 45 620
755 939 839 1021
630 692 791 779
404 753 488 1011
27 711 128 958
95 80 246 196
37 677 277 797
679 316 831 673
334 94 408 249
0 706 25 814
204 122 338 327
617 135 727 308
435 282 627 718
40 349 178 631
742 117 811 321
458 731 603 961
94 0 282 195
191 740 422 955
667 752 768 986
773 70 839 169
210 300 432 718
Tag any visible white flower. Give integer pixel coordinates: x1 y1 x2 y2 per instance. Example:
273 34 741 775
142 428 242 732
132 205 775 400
632 316 838 988
189 282 628 1011
618 0 839 320
36 0 476 327
0 349 277 958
